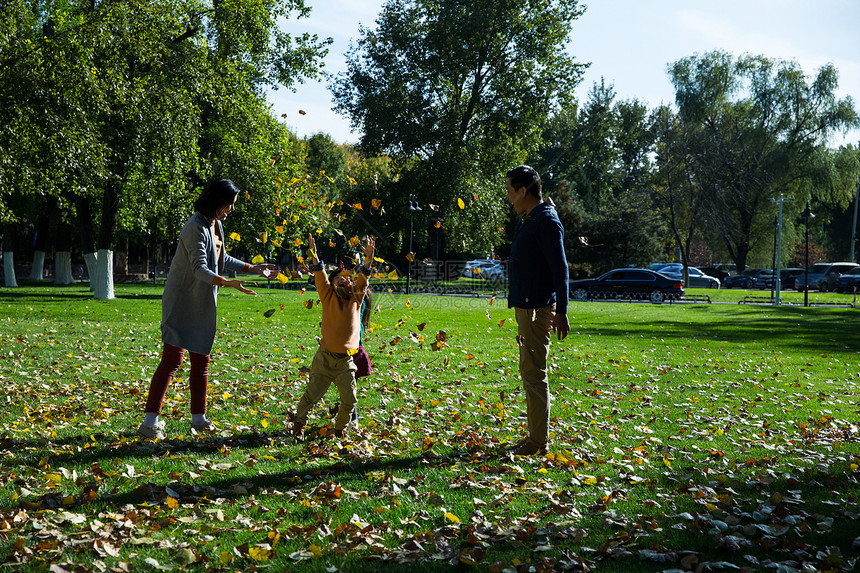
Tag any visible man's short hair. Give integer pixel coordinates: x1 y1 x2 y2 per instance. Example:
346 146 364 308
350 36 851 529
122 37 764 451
507 165 542 198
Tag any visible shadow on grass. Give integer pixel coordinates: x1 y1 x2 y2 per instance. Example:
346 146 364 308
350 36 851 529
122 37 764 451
578 304 860 353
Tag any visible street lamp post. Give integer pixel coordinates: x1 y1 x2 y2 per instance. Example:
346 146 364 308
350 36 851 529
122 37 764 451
800 201 815 307
770 217 778 299
404 194 421 295
768 194 792 306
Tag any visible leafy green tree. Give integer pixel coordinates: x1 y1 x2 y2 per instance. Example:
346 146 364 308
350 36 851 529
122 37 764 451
0 0 330 297
534 82 664 273
331 0 586 254
668 51 859 271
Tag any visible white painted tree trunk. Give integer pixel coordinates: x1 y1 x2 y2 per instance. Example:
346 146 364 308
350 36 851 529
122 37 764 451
54 251 74 285
3 252 18 287
84 251 98 291
29 250 46 280
93 248 114 299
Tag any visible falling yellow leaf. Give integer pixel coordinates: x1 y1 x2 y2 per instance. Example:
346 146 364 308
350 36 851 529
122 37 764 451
258 232 268 244
457 198 465 209
329 240 336 247
276 273 289 285
387 270 399 280
295 238 302 247
251 254 265 265
433 220 441 228
349 236 361 247
353 203 363 210
371 198 382 209
489 295 496 305
229 232 241 241
406 252 415 262
275 225 284 234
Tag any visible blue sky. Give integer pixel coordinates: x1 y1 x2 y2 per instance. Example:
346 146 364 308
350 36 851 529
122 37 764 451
272 0 860 147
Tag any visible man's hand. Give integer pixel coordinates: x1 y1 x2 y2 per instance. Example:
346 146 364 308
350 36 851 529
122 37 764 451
552 313 570 341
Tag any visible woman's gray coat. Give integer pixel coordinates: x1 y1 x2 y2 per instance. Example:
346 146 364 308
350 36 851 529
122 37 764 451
161 213 247 355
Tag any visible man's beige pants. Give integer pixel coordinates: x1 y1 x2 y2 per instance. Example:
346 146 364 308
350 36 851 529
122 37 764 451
294 347 358 431
515 305 554 447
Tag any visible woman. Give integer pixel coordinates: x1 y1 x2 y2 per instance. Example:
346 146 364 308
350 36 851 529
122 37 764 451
137 178 275 439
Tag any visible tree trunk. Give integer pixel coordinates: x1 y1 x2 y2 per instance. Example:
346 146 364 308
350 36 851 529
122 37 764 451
54 223 74 285
54 251 74 284
28 214 50 280
75 196 98 290
93 248 114 299
93 182 120 300
29 250 46 280
2 224 17 287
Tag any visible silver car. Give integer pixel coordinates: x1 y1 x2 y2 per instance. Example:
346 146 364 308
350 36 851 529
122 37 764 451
659 266 721 289
795 262 859 292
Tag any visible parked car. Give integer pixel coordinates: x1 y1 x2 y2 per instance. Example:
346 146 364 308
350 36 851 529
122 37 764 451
750 269 774 289
777 268 805 290
795 262 859 292
568 269 684 303
660 266 721 289
699 266 731 281
461 259 506 280
834 267 860 293
722 268 770 289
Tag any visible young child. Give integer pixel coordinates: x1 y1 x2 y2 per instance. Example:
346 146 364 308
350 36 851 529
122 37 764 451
291 234 375 439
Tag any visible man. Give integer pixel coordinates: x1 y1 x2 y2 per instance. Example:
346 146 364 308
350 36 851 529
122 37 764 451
505 165 570 456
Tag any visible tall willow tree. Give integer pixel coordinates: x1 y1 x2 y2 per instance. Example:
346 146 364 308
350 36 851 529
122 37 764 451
667 51 859 271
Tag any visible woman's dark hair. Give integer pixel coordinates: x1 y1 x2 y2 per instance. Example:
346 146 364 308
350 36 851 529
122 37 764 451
194 178 240 219
506 165 542 198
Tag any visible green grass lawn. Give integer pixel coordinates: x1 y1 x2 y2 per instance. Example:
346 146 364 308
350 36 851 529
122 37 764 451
0 282 858 572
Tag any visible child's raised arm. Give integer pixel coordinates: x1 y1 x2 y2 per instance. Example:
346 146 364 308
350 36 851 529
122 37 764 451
362 236 375 269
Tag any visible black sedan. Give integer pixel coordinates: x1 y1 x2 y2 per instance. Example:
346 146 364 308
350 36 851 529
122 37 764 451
723 268 769 289
568 269 684 303
835 267 860 293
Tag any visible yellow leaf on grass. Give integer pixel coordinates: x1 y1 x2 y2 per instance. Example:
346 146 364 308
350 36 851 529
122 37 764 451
457 198 465 209
261 419 268 429
166 496 178 509
251 254 265 264
309 544 322 558
248 547 271 562
219 552 233 565
444 512 460 523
